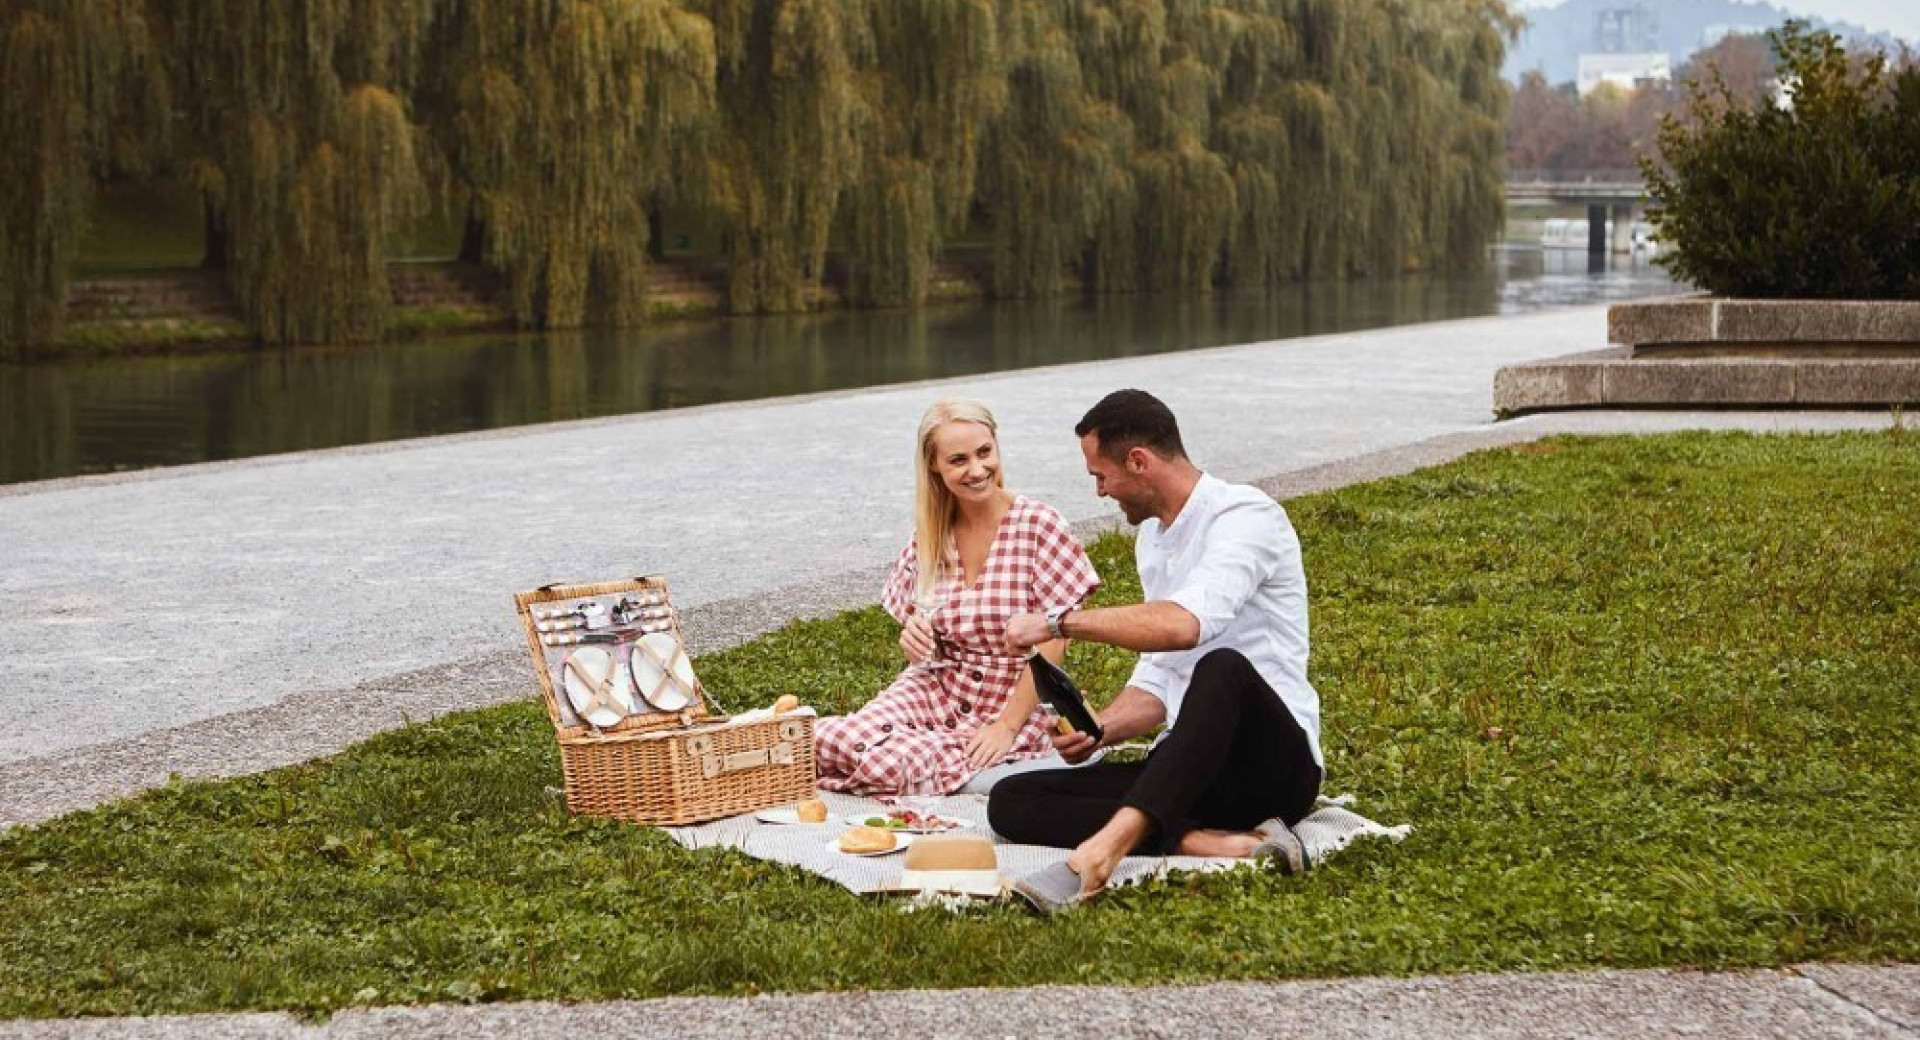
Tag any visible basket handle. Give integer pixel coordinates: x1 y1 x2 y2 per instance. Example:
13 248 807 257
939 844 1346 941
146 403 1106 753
699 742 796 779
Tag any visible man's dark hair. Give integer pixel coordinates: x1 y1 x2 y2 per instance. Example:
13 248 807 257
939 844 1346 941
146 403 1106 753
1074 389 1187 462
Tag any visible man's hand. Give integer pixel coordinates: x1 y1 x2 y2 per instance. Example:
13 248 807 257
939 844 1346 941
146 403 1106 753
1051 723 1103 765
1002 612 1051 657
899 614 938 664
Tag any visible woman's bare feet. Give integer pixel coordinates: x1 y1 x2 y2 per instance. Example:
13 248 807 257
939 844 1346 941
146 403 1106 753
1173 828 1261 858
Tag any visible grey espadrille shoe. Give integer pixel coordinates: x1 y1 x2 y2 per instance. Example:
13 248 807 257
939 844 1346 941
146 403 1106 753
1252 818 1308 874
1011 862 1093 914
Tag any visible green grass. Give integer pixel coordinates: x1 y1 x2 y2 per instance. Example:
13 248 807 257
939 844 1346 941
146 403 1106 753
44 317 251 358
1 431 1914 1019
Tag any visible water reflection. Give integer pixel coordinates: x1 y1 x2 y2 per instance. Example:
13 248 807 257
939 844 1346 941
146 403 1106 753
0 249 1680 485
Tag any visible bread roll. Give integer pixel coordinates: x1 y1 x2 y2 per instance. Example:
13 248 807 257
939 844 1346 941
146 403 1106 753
837 825 897 854
772 694 800 714
796 798 828 823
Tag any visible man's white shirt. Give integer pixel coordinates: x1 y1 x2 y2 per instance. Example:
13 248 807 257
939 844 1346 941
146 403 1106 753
1125 472 1323 767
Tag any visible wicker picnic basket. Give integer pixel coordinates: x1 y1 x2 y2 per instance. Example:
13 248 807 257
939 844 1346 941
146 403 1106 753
513 576 816 826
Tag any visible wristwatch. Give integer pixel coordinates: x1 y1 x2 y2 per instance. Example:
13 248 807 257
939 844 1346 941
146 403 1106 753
1045 605 1074 640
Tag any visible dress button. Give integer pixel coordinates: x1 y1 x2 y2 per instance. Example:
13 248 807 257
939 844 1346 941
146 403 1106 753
854 742 867 752
970 669 983 681
959 702 972 714
881 723 894 733
945 718 956 729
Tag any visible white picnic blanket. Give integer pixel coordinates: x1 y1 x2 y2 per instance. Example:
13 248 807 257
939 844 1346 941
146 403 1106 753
662 790 1411 897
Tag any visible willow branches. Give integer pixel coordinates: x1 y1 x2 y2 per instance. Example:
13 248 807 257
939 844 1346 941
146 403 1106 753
0 0 163 348
2 0 1517 347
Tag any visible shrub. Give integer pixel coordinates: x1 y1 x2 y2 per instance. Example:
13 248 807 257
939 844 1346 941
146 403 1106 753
1642 23 1920 299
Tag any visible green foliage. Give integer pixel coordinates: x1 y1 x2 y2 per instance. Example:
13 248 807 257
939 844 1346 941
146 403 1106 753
838 0 1005 309
155 0 438 345
1 432 1915 1018
1644 23 1920 299
698 0 866 314
423 0 716 330
3 0 1519 346
0 0 165 349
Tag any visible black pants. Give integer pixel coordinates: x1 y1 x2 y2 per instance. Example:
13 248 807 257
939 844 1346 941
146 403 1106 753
987 648 1321 855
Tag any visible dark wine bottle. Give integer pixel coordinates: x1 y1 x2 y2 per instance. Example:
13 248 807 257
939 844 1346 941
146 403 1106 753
1027 653 1104 742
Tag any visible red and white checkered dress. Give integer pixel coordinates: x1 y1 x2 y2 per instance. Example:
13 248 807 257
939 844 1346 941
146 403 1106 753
815 495 1100 796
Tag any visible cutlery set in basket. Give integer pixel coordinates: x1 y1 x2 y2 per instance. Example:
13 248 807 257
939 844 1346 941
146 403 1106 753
515 576 816 825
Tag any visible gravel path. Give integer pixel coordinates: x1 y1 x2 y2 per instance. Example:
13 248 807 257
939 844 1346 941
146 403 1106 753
1 964 1914 1039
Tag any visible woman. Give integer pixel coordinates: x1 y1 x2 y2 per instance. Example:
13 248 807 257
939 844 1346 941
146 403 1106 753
815 398 1100 797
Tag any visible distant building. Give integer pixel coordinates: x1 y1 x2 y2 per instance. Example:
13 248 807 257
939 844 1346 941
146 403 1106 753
1594 5 1659 53
1577 52 1673 95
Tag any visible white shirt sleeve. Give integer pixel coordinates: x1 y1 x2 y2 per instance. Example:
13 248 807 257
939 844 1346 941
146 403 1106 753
1126 655 1173 702
1163 501 1291 646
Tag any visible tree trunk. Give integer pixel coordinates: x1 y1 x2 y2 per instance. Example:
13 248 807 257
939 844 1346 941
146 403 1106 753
647 202 666 262
458 208 487 266
200 195 228 270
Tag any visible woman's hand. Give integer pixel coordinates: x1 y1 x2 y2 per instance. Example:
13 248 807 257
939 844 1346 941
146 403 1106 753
964 721 1019 770
899 613 938 664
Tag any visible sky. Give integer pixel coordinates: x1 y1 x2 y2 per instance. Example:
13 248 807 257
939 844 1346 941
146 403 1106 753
1503 0 1920 44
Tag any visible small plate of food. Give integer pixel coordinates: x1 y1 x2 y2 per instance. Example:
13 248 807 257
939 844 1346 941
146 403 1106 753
854 809 972 834
757 798 834 826
831 825 915 857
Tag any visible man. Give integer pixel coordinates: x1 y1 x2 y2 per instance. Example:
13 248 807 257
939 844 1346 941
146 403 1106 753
993 389 1323 902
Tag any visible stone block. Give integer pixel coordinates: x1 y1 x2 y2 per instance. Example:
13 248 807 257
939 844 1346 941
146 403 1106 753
1601 358 1795 405
1717 299 1920 344
1492 350 1620 415
1608 298 1713 348
1793 360 1920 404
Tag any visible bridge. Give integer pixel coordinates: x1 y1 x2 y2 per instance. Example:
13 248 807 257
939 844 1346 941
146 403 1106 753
1505 169 1650 254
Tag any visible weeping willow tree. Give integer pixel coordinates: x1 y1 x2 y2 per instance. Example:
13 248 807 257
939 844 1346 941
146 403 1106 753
1212 0 1514 282
836 0 1003 308
1084 2 1239 294
976 0 1134 299
153 0 435 345
5 0 1518 347
423 0 714 329
696 0 866 313
976 0 1512 299
0 0 163 349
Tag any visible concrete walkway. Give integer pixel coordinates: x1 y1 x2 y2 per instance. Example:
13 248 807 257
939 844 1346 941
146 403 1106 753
0 964 1914 1038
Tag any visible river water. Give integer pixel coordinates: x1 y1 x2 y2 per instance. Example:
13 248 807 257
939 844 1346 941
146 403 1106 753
0 248 1679 486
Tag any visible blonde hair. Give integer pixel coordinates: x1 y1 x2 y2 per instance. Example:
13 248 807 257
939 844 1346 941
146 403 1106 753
913 398 1005 602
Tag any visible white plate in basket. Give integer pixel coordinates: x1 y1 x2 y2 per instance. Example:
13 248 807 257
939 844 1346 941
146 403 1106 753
561 646 636 727
630 631 696 711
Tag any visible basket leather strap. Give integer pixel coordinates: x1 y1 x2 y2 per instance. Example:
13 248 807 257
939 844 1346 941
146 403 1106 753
694 740 797 780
